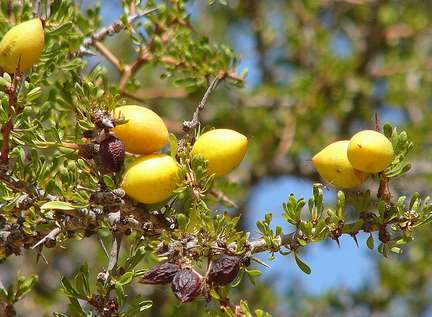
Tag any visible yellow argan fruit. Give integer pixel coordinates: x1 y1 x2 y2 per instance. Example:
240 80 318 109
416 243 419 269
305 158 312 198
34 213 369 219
312 140 368 188
191 129 248 176
347 130 394 173
0 18 45 73
113 105 169 154
121 154 180 204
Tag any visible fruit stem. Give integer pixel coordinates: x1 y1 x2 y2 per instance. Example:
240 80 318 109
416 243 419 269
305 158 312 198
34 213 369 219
374 112 392 204
374 112 381 133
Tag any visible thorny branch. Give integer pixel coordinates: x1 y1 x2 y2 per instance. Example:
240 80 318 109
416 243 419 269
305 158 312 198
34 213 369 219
79 8 159 51
248 210 418 254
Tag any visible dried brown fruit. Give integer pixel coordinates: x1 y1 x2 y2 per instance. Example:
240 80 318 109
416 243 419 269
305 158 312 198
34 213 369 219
139 262 180 285
99 135 125 173
92 109 115 129
208 255 241 286
78 143 98 160
171 268 202 303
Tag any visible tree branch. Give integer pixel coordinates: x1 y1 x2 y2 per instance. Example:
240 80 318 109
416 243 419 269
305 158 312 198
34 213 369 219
80 8 159 49
93 41 122 71
183 77 221 132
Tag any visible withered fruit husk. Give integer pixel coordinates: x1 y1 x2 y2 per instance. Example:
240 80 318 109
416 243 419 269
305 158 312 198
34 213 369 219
171 268 202 303
139 262 180 285
91 109 115 129
99 135 125 173
78 143 97 160
208 255 241 286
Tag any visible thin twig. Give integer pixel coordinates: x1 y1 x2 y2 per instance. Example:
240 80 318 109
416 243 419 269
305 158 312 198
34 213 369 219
375 112 392 203
98 233 110 259
183 77 221 132
93 41 122 71
31 227 61 249
7 0 15 24
210 189 238 209
81 8 159 49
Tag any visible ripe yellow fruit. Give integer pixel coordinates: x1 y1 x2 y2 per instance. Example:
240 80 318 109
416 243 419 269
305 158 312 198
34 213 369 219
113 105 169 154
347 130 394 173
312 140 368 188
0 18 45 73
191 129 248 176
121 154 180 204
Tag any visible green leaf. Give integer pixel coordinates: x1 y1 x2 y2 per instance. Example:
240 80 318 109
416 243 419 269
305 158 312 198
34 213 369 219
294 254 311 274
75 268 90 299
169 133 178 158
61 277 82 299
68 297 86 317
231 269 244 287
103 175 116 190
391 246 402 254
40 201 78 211
245 268 262 277
115 282 126 307
117 271 134 286
48 22 73 36
367 234 374 250
176 213 188 230
14 275 38 301
125 299 153 316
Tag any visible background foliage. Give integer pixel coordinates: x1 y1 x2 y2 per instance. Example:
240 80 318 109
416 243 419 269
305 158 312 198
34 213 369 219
1 0 432 316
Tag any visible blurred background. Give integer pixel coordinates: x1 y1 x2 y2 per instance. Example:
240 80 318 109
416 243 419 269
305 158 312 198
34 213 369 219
2 0 432 316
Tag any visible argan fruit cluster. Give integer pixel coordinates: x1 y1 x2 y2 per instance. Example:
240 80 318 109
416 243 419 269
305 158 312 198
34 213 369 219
116 105 248 204
312 130 394 188
113 105 179 204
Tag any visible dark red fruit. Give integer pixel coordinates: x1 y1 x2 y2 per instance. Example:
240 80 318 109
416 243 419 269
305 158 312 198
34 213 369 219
171 269 202 303
208 255 241 286
139 262 180 285
78 143 98 160
99 135 125 173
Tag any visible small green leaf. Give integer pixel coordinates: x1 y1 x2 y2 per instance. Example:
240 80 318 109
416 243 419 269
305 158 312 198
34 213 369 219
40 201 77 211
61 277 82 299
117 271 134 286
14 275 38 301
103 175 116 190
231 269 244 287
367 234 374 250
391 246 402 254
169 133 178 158
294 254 311 274
245 268 262 277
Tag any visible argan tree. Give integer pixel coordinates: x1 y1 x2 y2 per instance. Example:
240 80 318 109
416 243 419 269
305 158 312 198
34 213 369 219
1 1 432 316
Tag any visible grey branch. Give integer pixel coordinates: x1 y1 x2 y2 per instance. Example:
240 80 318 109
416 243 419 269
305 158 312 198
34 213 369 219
76 7 159 56
248 232 298 254
183 77 221 132
31 227 61 249
107 230 122 272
